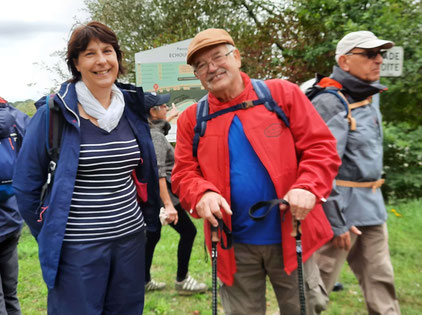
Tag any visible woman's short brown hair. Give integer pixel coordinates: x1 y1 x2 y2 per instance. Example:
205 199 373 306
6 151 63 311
66 21 126 82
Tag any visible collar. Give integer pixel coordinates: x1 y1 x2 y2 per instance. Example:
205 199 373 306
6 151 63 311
330 66 387 102
206 72 254 113
149 119 171 136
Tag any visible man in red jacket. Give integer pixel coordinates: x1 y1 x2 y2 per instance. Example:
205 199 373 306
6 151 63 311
171 28 341 314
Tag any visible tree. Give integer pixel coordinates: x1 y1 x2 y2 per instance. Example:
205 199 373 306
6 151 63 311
84 0 422 126
84 0 290 81
286 0 422 127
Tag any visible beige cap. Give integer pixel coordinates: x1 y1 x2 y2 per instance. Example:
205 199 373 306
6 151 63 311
187 28 235 65
335 31 394 62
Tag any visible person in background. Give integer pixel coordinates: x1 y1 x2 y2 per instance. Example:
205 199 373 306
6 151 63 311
13 21 159 315
310 31 401 314
0 97 29 315
144 92 207 295
171 28 341 314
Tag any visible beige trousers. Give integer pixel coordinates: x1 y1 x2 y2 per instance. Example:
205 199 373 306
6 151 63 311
220 243 328 315
315 223 401 315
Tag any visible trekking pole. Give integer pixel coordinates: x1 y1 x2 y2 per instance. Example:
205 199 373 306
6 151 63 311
291 219 306 315
211 223 219 315
249 199 306 314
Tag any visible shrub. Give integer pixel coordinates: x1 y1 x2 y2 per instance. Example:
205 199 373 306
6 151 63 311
383 122 422 201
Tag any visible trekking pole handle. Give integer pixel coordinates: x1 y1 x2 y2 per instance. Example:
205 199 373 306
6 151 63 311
211 224 219 243
291 218 302 239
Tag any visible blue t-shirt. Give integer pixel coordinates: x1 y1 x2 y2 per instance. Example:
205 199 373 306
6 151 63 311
229 116 281 245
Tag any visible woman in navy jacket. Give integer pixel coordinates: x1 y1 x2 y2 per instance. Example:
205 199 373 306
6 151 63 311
13 21 159 315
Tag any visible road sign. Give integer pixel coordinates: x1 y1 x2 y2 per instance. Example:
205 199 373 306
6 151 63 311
381 46 403 77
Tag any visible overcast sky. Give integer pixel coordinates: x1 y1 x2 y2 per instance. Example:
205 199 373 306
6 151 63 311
0 0 89 102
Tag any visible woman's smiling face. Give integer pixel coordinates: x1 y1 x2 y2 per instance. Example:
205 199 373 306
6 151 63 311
74 39 119 93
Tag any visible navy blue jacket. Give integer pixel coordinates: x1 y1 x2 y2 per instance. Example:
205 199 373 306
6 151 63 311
0 99 29 241
13 81 160 289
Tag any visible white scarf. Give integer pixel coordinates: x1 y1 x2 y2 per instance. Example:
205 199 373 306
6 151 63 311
75 81 125 132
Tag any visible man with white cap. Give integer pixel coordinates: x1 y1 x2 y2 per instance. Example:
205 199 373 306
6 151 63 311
171 28 341 314
310 31 401 314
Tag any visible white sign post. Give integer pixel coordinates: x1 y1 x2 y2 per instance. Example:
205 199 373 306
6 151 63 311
381 46 403 77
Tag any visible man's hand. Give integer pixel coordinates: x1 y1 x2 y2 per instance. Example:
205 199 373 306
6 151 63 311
280 188 316 221
196 191 232 227
332 226 362 250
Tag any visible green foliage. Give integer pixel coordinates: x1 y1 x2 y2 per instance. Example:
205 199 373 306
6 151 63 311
83 0 422 127
383 122 422 201
287 0 422 127
12 100 36 117
84 0 288 82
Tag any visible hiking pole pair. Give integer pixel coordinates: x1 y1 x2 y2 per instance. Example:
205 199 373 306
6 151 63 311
249 198 306 315
209 218 232 315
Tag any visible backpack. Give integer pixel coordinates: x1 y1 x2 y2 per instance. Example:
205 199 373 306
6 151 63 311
0 129 19 202
0 102 22 202
37 94 64 210
304 75 371 131
192 79 290 157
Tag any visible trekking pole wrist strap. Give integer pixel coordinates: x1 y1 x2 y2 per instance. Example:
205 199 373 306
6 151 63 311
210 217 232 250
248 198 289 221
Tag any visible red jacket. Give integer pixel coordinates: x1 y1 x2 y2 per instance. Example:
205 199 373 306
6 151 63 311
172 73 340 285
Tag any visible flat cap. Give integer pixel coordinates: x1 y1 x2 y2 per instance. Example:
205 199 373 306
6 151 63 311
187 28 235 65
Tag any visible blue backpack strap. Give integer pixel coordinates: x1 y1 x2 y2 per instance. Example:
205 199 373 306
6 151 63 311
193 94 267 157
251 79 290 128
193 94 209 157
192 79 291 157
316 89 349 118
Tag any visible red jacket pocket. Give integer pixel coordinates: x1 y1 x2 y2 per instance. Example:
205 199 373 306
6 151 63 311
132 170 148 203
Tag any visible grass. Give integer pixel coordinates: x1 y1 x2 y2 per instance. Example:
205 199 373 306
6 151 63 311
17 199 422 314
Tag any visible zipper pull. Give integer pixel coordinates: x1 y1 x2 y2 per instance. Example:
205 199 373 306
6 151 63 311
8 137 15 150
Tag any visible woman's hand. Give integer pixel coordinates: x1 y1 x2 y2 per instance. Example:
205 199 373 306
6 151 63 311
165 205 178 225
166 103 180 122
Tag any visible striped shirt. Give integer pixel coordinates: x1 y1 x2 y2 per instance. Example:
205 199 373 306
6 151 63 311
63 115 145 242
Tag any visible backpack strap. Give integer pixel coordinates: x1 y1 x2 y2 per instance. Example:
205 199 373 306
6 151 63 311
192 94 209 157
315 89 356 130
47 94 62 163
192 79 290 157
38 94 63 213
251 79 290 128
312 87 372 131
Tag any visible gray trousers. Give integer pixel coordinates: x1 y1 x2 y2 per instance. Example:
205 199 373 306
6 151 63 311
0 231 21 315
315 223 400 315
220 242 328 315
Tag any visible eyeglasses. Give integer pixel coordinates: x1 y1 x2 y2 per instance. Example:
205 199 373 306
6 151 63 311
153 104 167 110
194 50 234 75
345 50 387 60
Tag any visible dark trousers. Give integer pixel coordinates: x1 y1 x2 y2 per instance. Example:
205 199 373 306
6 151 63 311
48 230 146 315
0 231 21 315
145 204 197 282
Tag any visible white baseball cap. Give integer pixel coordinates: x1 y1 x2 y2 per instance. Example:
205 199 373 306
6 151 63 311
335 31 394 62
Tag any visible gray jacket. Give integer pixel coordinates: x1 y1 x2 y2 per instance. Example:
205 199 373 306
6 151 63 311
149 119 179 206
312 66 387 236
